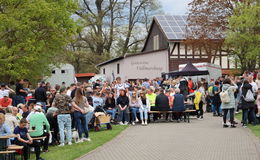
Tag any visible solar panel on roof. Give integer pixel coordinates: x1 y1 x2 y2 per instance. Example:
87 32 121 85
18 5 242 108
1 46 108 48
162 26 172 32
155 15 187 40
165 33 177 39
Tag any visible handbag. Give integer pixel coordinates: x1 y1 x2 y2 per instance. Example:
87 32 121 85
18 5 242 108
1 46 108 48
84 105 94 113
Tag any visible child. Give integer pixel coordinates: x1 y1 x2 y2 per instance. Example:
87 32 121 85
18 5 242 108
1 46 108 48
13 118 44 160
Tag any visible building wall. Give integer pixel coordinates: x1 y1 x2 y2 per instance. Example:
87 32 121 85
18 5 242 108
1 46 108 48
100 50 169 81
142 21 168 52
168 42 234 71
45 64 75 86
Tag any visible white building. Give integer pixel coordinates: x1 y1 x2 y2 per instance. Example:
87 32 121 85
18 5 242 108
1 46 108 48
97 15 236 81
44 64 76 86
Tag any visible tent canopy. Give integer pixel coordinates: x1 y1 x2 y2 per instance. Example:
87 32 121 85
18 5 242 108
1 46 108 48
163 62 209 77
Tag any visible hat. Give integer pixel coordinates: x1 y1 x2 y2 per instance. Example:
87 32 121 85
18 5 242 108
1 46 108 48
34 105 42 111
36 102 43 106
3 92 8 97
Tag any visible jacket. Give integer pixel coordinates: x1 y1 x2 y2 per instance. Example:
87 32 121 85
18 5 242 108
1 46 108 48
221 84 237 109
172 93 185 112
155 93 169 108
241 83 255 109
35 87 47 102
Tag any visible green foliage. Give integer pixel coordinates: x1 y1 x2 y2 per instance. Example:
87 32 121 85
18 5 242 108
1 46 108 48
28 125 128 160
225 0 260 72
0 0 78 82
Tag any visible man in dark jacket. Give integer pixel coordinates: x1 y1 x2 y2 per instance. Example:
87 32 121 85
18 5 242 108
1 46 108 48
155 89 169 111
35 82 47 111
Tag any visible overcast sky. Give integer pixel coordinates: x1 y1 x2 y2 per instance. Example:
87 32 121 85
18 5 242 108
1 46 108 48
159 0 192 15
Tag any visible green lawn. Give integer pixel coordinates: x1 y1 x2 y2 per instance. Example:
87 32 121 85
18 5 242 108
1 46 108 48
235 113 260 139
28 125 128 160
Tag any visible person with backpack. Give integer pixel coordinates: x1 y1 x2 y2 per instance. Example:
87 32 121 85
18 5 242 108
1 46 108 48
241 80 256 127
220 78 238 128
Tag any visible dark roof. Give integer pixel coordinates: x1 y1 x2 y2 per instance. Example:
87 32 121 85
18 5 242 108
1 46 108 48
181 62 199 72
96 56 124 67
163 62 209 77
154 15 187 41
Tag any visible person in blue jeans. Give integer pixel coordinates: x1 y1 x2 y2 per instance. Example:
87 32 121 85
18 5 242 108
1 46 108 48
139 92 150 126
104 93 117 122
129 92 141 125
52 87 73 146
117 89 129 125
72 88 90 143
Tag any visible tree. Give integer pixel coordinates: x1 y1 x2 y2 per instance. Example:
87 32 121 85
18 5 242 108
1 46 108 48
75 0 161 56
0 0 78 82
186 0 234 62
225 0 260 72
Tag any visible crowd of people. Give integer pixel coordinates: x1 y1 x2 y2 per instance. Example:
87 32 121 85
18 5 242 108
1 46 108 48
0 71 259 160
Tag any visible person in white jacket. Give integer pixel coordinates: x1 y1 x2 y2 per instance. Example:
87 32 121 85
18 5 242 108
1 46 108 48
139 92 150 126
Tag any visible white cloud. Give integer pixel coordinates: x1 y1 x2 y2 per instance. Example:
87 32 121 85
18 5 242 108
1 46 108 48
159 0 192 15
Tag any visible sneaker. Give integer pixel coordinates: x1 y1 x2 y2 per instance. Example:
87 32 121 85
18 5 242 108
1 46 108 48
119 121 124 125
242 125 247 128
124 122 128 125
132 122 135 125
223 124 229 128
230 124 236 128
144 121 147 126
86 138 91 142
141 121 144 125
58 143 65 147
76 139 84 143
68 142 72 145
135 118 139 122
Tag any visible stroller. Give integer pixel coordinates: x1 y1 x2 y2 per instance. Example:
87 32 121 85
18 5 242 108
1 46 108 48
90 106 112 132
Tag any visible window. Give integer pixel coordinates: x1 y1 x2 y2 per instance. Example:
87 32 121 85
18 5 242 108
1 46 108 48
153 35 159 50
117 64 120 74
103 68 105 74
61 70 65 74
52 70 55 74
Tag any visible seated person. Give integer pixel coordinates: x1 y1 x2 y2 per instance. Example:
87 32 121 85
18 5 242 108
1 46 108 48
29 105 50 152
5 106 19 133
0 113 11 145
0 93 12 110
14 118 44 160
104 93 117 122
155 89 170 111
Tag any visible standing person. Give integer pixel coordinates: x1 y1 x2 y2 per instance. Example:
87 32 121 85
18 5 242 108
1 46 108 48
72 88 90 143
212 81 222 116
14 118 44 160
104 93 117 122
66 84 76 97
15 79 27 105
241 80 256 127
179 77 189 99
188 78 195 94
221 78 238 128
139 92 150 125
117 89 129 125
52 87 73 146
256 73 260 89
35 82 47 111
129 92 141 125
146 88 157 121
194 82 205 119
114 77 128 98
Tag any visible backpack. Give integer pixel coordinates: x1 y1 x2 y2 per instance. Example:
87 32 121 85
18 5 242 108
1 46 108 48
243 89 255 102
220 88 230 104
208 86 214 96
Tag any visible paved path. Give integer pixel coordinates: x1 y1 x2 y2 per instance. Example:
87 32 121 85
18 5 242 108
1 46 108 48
78 114 260 160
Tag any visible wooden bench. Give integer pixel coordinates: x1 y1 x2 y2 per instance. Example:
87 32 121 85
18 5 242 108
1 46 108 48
148 110 196 123
0 150 16 160
7 145 24 150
